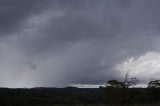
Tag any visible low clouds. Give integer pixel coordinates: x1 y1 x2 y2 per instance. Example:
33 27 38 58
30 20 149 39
0 0 160 87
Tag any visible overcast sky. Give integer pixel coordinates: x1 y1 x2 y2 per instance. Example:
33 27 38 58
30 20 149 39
0 0 160 88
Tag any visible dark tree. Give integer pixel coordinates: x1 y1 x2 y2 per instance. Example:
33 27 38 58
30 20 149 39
123 71 139 88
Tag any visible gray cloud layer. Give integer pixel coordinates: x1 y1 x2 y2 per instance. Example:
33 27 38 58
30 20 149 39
0 0 160 87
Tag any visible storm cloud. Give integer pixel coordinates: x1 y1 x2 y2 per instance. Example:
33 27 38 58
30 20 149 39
0 0 160 87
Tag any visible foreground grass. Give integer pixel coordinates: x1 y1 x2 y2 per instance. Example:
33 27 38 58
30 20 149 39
55 104 160 106
0 88 159 105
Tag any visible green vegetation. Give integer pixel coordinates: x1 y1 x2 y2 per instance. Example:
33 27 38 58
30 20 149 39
106 71 139 88
0 88 159 105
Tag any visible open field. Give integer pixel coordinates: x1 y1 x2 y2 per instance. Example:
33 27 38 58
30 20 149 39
55 104 160 106
0 88 159 106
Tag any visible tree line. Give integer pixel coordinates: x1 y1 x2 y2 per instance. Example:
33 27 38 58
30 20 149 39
105 71 139 88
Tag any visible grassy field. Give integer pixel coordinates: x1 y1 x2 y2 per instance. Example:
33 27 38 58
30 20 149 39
0 88 159 106
55 104 160 106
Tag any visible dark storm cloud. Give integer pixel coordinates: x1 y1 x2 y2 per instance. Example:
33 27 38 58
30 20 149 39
0 0 52 35
0 0 160 87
